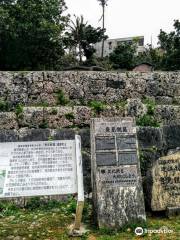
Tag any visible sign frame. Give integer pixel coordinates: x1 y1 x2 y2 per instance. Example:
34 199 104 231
0 135 84 233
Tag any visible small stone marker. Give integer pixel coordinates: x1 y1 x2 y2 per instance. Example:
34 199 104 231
151 152 180 212
91 117 146 228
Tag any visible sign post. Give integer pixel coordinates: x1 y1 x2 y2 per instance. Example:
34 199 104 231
0 135 84 235
91 117 146 229
71 135 85 235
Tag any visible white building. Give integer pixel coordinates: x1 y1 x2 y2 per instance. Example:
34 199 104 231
94 36 145 57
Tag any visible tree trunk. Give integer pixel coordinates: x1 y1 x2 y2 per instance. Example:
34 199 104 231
79 44 82 63
101 5 105 58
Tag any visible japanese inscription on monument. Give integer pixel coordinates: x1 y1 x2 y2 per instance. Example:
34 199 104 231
91 117 146 228
0 140 78 198
151 152 180 211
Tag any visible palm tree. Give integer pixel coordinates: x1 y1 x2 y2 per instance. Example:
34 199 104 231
68 15 87 63
97 0 108 58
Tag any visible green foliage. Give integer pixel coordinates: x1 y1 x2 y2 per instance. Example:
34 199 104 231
109 42 136 70
65 112 75 121
15 103 24 116
136 114 160 128
65 15 107 62
134 45 163 70
115 100 127 110
0 0 68 70
25 196 77 215
137 97 160 127
97 0 109 7
40 101 49 107
0 99 10 112
56 90 69 106
51 108 58 115
142 97 156 115
0 202 19 217
89 100 106 114
58 53 78 69
158 20 180 70
89 56 113 70
39 119 48 129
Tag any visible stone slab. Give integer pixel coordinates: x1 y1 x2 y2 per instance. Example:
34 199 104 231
151 152 180 211
91 117 146 229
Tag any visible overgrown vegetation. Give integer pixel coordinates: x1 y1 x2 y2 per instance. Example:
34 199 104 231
65 112 75 121
89 100 106 115
0 199 179 240
15 104 24 117
115 99 127 110
0 99 10 112
137 97 160 127
56 89 69 106
39 119 49 129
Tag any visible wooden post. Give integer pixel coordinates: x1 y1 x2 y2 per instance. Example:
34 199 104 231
71 135 84 235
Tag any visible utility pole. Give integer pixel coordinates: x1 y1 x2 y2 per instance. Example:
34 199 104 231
101 3 105 58
97 0 108 58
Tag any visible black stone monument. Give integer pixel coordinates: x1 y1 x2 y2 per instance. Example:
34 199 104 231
91 117 146 228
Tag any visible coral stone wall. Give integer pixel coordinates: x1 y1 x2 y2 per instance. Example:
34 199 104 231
0 71 180 208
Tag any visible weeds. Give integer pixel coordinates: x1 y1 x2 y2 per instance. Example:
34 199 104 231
56 90 69 106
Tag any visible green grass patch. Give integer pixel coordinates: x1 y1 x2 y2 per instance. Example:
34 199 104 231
0 99 10 112
65 112 75 121
89 100 106 115
56 90 69 106
0 200 179 240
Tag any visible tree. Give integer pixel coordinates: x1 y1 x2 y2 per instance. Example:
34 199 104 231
66 15 107 63
0 0 69 70
158 20 180 70
134 44 163 70
97 0 108 58
109 42 136 70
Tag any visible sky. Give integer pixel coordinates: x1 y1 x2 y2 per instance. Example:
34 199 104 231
65 0 180 46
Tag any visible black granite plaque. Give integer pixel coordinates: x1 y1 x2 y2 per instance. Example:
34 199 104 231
98 166 138 187
118 152 138 165
96 137 115 150
117 136 136 150
96 152 116 166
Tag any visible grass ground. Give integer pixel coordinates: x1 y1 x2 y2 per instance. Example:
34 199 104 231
0 198 179 240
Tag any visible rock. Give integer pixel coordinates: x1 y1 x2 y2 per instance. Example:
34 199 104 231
150 152 180 211
125 98 147 117
0 112 18 129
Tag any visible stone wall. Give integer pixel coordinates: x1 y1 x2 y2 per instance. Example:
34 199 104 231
1 71 180 105
0 71 180 128
1 126 180 198
0 71 180 209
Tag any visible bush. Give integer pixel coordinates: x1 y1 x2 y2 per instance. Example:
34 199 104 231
0 100 10 112
56 90 69 106
15 104 24 116
136 114 160 127
89 100 106 114
39 119 49 129
65 112 75 121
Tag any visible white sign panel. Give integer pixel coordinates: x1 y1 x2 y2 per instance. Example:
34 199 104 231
0 140 78 198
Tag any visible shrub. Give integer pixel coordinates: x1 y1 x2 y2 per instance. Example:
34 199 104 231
89 100 106 114
65 112 75 121
15 104 24 116
142 97 156 115
0 100 10 112
136 114 160 127
51 108 58 115
56 90 69 106
39 119 49 129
